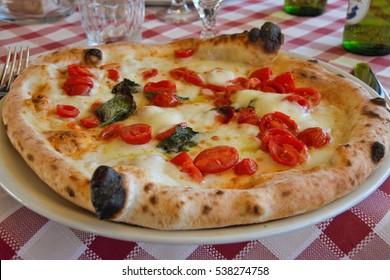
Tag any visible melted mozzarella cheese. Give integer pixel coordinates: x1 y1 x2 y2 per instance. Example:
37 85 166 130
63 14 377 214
204 68 236 86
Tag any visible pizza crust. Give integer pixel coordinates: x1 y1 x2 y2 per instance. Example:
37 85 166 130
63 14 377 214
2 23 390 230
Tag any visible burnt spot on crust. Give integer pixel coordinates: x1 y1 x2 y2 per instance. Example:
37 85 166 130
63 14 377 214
84 48 103 66
370 97 387 107
149 195 158 205
202 205 212 215
26 153 34 161
4 124 8 132
246 204 263 215
362 105 382 119
143 183 154 193
216 190 224 195
90 165 126 219
248 22 284 52
282 190 291 197
66 186 75 197
371 141 385 164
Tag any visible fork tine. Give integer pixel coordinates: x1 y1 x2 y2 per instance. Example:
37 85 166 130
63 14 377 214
0 47 12 89
1 46 30 92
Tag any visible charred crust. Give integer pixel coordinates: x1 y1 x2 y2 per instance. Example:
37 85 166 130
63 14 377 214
26 153 34 161
202 205 212 215
4 124 8 132
281 190 291 197
370 97 386 107
248 22 284 52
216 190 224 195
66 186 75 197
362 106 382 119
143 183 154 193
90 165 126 219
149 195 158 205
371 141 385 164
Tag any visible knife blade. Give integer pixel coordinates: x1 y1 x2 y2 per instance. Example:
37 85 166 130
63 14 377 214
353 62 390 107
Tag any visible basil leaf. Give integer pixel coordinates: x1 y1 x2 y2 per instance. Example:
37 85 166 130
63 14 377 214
157 125 198 153
112 78 141 95
95 94 136 127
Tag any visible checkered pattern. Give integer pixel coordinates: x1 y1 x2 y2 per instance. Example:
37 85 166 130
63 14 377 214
1 0 389 260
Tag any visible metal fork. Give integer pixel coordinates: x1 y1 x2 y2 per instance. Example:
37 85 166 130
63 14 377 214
0 46 30 99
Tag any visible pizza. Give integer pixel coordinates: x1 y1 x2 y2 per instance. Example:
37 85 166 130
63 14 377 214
2 22 389 230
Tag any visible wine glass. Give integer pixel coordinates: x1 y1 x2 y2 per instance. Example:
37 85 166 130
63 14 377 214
156 0 199 24
192 0 224 38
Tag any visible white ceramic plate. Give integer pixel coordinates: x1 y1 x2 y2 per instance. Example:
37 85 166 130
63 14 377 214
0 51 389 245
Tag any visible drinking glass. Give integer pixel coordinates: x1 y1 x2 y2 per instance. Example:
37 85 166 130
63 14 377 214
156 0 198 24
192 0 224 38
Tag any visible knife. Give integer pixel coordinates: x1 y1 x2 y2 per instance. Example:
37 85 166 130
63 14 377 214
353 62 390 107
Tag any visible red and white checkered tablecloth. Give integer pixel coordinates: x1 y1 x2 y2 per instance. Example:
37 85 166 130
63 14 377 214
0 0 389 260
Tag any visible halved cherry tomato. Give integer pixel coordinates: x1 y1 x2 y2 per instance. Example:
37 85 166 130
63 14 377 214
194 145 239 174
183 69 204 86
171 152 204 183
213 96 232 107
169 67 187 80
268 135 308 166
259 111 299 135
100 123 122 140
270 72 295 92
174 49 195 58
107 69 120 82
142 68 158 80
246 77 261 90
297 127 331 148
156 122 187 140
120 123 152 145
80 116 101 128
283 94 310 111
293 87 321 107
62 76 94 96
249 67 273 82
237 107 260 126
234 158 258 175
90 101 103 112
150 92 181 107
67 64 95 77
260 128 295 152
56 104 80 118
143 80 176 94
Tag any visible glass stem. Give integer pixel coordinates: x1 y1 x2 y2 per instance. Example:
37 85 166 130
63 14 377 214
201 8 217 38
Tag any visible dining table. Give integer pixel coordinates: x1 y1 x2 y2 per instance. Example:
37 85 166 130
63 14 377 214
0 0 389 260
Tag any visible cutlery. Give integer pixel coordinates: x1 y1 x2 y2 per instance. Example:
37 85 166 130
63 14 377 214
353 62 390 107
0 46 30 99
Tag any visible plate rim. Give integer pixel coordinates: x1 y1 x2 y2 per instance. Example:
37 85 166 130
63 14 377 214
0 50 389 245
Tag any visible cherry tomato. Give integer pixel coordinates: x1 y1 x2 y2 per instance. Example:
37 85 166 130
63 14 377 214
259 111 299 135
237 107 260 126
62 76 94 96
213 96 232 107
215 106 235 124
234 158 258 175
143 80 176 94
260 128 295 152
107 69 120 82
67 64 95 77
150 92 181 107
194 145 239 174
293 87 321 107
56 104 80 118
80 116 101 128
142 68 158 80
171 152 204 183
268 135 308 166
249 67 273 82
169 67 187 80
297 127 331 148
120 123 152 145
283 94 310 111
100 123 122 140
174 49 195 58
156 122 187 140
270 72 295 92
90 101 103 112
246 77 261 90
183 69 204 86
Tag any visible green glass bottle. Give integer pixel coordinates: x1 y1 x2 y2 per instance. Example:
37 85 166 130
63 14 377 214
284 0 327 16
343 0 390 56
